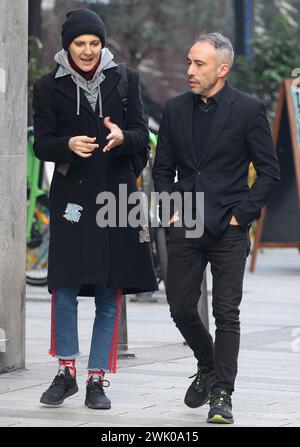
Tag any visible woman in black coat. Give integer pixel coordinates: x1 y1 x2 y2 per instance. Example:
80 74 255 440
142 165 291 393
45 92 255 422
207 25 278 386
32 8 157 410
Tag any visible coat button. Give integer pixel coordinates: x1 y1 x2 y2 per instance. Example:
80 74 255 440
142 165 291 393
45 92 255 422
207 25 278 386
196 170 201 175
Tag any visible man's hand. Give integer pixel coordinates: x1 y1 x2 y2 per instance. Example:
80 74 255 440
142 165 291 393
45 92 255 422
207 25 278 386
103 116 125 152
230 215 239 226
167 210 180 225
68 136 99 158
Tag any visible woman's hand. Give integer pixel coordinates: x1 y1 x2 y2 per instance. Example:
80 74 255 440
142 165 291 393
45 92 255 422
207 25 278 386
103 116 125 152
68 136 99 158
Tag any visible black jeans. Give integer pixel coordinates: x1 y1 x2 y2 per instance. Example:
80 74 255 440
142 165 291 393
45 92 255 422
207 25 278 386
166 224 249 394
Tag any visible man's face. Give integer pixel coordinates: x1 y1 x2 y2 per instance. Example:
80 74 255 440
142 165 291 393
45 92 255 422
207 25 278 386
68 34 102 71
187 41 228 95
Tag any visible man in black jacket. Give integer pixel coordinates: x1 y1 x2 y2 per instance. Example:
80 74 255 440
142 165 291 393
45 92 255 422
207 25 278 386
152 32 280 424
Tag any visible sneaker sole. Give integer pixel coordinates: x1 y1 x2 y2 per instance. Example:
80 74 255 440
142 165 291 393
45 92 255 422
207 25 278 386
207 414 234 424
84 399 111 410
40 385 79 406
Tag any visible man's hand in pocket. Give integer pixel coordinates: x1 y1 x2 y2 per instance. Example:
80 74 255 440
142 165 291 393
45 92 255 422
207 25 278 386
229 215 239 226
167 211 180 225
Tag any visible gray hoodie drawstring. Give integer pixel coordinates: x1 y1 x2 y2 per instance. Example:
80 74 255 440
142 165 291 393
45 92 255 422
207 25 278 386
75 78 102 118
97 83 103 118
76 81 80 116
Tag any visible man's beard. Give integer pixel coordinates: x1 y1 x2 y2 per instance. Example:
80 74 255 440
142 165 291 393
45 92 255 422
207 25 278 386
197 77 219 96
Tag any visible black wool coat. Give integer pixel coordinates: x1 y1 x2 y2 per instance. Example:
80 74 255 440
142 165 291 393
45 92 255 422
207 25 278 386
153 83 280 237
32 65 158 295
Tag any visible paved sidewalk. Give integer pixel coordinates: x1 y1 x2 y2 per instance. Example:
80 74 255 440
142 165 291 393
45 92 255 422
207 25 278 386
0 249 300 427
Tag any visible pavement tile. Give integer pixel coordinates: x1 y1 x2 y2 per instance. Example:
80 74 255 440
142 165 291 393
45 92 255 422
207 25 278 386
0 249 299 428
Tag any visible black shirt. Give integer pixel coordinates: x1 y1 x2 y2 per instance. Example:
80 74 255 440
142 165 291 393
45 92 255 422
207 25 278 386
190 83 227 218
192 82 227 165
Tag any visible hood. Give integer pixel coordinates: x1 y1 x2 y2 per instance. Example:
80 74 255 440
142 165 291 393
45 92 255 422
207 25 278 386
54 48 117 117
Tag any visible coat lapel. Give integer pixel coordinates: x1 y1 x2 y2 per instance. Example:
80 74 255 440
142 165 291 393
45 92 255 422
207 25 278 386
54 76 94 116
198 85 235 167
100 68 121 103
180 93 198 167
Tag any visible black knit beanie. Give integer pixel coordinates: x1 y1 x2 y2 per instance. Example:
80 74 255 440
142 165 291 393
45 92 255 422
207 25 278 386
61 8 106 50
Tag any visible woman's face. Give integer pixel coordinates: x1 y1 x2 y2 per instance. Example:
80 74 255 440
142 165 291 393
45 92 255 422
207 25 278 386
68 34 102 71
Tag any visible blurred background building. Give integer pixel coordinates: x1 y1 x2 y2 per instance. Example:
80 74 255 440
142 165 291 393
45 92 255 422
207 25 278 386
28 0 300 126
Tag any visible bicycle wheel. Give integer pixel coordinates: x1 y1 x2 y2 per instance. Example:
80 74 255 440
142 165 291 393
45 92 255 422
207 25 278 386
26 195 49 286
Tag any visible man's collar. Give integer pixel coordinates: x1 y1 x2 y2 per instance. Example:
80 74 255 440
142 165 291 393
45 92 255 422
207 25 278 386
199 80 228 105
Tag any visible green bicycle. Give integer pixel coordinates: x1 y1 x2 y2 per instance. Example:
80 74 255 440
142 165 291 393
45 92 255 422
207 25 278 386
26 127 50 286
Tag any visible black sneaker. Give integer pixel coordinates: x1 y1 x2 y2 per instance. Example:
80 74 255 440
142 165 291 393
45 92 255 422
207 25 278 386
184 370 215 408
85 376 111 410
207 389 234 424
40 366 78 406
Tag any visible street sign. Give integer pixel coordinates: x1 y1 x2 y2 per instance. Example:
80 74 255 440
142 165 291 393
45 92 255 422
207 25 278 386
250 79 300 271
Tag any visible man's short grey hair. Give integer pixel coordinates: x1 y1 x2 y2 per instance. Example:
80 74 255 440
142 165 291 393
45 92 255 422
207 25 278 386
195 32 234 68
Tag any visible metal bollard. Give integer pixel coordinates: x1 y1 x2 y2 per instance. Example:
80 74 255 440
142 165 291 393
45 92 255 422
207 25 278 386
118 294 136 358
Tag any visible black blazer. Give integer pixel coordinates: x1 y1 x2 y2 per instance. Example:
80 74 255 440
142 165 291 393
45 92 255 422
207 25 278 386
152 83 280 236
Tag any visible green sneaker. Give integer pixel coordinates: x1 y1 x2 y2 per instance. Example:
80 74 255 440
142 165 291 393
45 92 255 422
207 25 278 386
207 389 234 424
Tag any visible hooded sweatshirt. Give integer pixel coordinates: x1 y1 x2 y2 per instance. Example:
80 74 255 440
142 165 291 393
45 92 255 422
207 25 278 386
54 48 117 118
